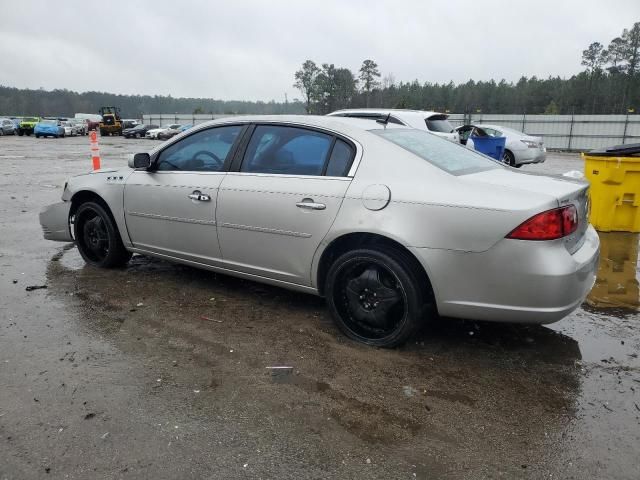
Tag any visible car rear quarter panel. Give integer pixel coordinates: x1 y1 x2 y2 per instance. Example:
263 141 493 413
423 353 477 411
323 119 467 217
326 134 558 252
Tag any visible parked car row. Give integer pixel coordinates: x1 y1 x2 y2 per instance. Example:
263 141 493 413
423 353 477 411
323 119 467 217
0 115 142 137
122 123 193 139
34 118 90 138
0 116 95 138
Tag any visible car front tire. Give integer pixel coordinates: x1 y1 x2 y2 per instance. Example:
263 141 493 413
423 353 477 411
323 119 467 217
74 201 132 268
326 247 432 348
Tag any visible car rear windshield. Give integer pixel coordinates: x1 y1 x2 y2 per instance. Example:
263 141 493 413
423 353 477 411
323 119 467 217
425 115 454 133
373 128 502 175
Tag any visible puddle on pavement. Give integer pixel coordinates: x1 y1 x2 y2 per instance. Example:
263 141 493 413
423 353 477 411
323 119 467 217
586 232 639 313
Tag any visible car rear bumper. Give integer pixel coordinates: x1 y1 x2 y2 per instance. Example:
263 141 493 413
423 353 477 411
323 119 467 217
410 224 600 324
39 201 73 242
515 147 546 165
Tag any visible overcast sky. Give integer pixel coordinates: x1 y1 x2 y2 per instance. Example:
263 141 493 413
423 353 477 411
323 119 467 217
1 0 639 101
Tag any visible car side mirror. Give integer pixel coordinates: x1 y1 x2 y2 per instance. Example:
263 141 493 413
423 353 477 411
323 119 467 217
129 153 151 169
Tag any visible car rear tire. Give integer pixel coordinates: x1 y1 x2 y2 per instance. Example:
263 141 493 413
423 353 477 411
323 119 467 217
74 201 132 268
326 247 432 348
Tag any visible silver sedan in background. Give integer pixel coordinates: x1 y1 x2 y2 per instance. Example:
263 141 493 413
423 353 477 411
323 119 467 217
456 123 546 167
0 117 17 135
40 115 598 347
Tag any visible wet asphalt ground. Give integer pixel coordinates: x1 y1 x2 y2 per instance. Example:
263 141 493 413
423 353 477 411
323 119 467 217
0 134 639 479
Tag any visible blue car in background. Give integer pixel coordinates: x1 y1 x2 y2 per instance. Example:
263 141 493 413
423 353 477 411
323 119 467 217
35 119 65 138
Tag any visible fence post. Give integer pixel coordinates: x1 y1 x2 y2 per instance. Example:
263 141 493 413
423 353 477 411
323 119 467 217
521 111 526 132
568 107 575 151
622 110 630 145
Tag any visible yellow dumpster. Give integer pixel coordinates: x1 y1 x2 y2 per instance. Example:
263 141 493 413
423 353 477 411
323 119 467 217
583 146 640 233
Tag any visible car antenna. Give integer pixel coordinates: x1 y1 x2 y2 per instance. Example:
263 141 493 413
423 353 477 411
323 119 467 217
376 113 391 127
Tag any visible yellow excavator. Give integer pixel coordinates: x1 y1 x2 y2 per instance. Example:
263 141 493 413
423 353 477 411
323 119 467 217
98 106 122 136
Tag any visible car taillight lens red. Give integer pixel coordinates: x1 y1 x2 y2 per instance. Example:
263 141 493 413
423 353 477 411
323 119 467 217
507 205 578 240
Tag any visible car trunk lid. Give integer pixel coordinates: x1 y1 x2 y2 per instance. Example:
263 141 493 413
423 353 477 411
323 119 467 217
464 168 590 253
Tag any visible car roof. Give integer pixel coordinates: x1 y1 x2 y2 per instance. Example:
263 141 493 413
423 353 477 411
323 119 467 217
188 115 407 134
329 108 447 119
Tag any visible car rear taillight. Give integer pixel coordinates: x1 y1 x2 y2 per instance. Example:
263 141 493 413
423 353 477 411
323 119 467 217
506 205 578 240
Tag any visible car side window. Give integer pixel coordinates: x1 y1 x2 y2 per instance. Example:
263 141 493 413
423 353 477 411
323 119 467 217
325 139 355 176
155 125 242 172
241 125 332 176
458 126 472 141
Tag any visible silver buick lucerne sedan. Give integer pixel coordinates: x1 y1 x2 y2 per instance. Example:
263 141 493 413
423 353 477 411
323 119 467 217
40 115 599 347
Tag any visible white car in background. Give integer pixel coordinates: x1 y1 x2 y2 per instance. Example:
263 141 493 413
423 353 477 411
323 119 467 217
61 121 75 137
455 124 546 167
146 124 182 140
328 109 459 143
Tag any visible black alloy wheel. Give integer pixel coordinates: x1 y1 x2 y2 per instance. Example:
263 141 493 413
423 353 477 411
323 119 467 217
74 202 131 268
326 247 432 347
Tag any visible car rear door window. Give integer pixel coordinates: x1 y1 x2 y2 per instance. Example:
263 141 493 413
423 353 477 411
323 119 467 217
325 139 355 177
241 125 332 176
156 125 242 172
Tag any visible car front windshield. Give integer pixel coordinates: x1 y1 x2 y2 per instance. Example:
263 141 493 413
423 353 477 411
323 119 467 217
373 128 502 175
41 120 57 125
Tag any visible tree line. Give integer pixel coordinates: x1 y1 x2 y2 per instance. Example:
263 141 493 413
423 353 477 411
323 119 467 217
0 87 306 118
294 21 640 115
1 21 638 118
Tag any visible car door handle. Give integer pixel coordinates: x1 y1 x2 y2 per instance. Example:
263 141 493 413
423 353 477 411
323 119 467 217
296 199 326 210
188 190 210 202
